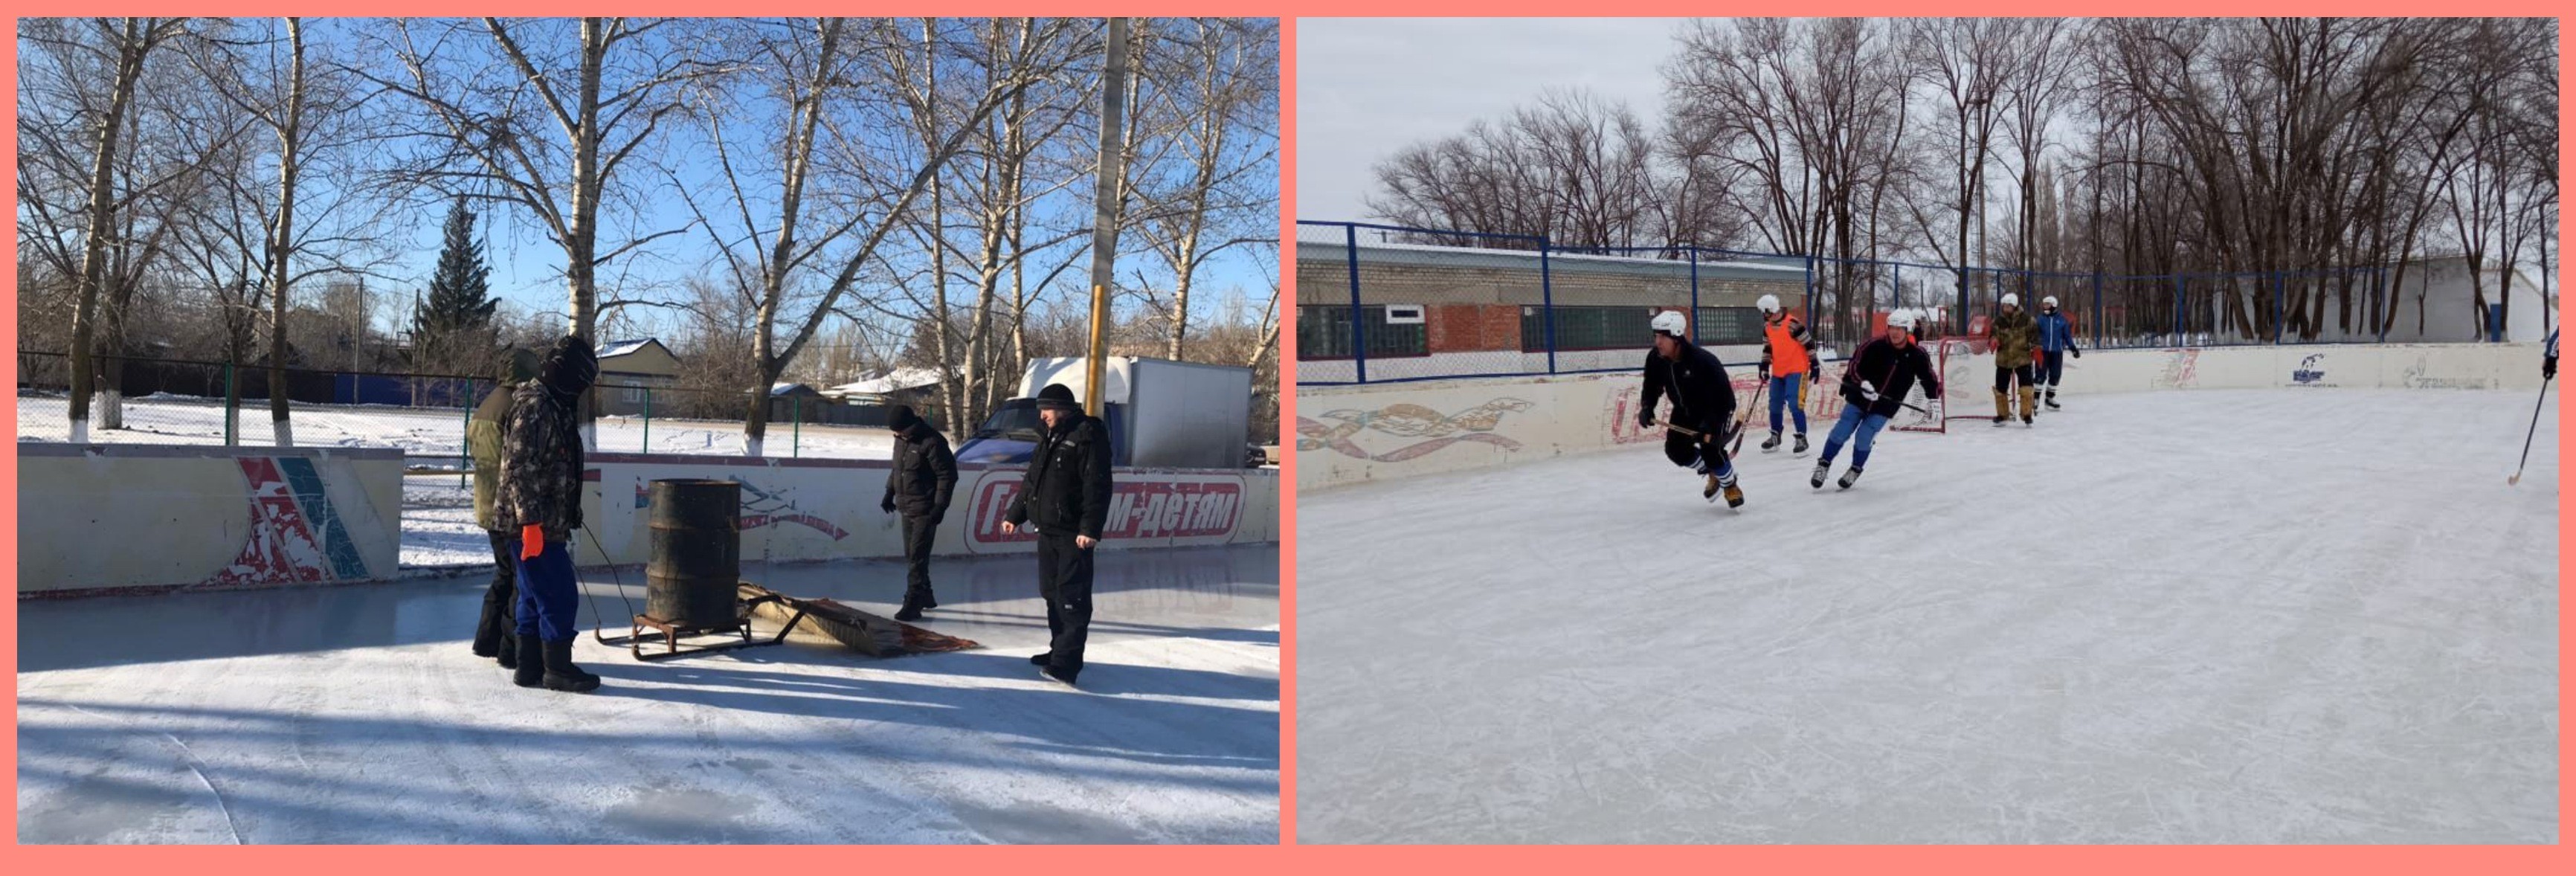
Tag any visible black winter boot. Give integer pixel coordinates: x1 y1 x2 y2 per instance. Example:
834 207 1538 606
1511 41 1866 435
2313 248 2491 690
512 636 544 688
893 593 924 622
496 630 518 670
542 640 600 693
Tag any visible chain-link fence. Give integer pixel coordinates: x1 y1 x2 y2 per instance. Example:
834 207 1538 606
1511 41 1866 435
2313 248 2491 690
16 352 899 464
1296 219 2436 386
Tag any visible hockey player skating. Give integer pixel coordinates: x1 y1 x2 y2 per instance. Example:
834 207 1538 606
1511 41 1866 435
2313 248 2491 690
1635 310 1744 507
1989 294 2040 425
1813 309 1942 490
1755 294 1820 455
2034 296 2082 409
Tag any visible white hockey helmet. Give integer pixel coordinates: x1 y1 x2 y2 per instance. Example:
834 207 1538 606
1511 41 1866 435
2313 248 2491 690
1650 309 1689 337
1756 294 1782 314
2041 295 2060 310
1886 309 1919 333
2000 292 2020 308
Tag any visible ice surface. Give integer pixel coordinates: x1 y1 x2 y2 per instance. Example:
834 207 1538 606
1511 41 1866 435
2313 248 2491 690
1293 388 2557 843
18 546 1278 844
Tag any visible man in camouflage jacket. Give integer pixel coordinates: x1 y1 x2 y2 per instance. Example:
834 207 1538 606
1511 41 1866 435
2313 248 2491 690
498 335 599 692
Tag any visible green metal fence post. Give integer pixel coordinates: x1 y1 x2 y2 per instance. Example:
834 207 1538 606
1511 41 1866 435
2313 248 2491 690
793 397 803 458
224 362 236 446
642 387 651 453
462 379 474 489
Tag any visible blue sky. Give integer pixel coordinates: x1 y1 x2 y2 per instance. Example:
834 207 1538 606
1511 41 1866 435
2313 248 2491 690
235 18 1280 362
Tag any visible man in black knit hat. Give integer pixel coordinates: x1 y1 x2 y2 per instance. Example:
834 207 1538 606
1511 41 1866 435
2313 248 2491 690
880 405 957 622
1002 383 1113 687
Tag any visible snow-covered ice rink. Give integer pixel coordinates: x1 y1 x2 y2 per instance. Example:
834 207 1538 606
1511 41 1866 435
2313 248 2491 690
1294 388 2557 843
16 396 898 461
18 546 1278 844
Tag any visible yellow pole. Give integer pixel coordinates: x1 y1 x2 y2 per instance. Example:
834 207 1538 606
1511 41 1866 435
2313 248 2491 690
1086 284 1110 414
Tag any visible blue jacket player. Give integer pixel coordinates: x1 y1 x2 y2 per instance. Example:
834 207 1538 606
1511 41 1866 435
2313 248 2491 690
2033 296 2083 409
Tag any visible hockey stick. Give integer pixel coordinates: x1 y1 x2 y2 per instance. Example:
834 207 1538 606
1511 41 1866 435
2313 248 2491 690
2509 376 2552 486
1727 377 1771 455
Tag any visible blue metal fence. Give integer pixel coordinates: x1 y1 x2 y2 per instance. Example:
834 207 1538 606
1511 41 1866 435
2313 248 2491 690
1297 219 2427 386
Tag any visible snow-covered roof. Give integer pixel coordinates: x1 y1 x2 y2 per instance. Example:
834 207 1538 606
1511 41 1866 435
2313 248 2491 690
770 382 816 397
826 367 944 396
598 338 660 358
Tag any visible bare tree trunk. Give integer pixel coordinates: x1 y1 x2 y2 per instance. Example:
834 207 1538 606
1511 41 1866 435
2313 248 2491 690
267 18 307 446
68 18 164 444
1081 18 1133 414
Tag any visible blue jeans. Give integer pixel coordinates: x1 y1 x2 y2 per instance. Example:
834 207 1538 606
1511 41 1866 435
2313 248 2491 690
1768 373 1808 435
1819 403 1890 470
514 538 579 643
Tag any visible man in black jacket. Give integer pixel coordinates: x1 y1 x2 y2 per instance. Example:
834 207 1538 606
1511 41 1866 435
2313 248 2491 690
1635 310 1744 507
1002 383 1113 687
1812 309 1942 491
880 405 957 622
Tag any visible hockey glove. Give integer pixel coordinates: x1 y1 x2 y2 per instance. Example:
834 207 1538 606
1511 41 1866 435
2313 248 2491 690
2072 347 2083 359
2546 358 2557 379
881 497 897 514
1636 407 1655 429
1859 383 1881 402
519 524 544 560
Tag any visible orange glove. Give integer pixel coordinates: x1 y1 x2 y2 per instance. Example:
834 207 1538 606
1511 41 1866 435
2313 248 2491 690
520 524 544 560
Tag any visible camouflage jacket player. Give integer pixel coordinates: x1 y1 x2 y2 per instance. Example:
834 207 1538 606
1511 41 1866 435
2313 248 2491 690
495 382 587 543
1990 307 2038 365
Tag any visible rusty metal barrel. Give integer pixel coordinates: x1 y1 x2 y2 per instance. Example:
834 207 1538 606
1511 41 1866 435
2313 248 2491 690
645 479 741 628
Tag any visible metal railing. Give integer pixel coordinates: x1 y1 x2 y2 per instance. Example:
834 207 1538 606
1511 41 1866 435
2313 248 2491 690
1297 219 2438 385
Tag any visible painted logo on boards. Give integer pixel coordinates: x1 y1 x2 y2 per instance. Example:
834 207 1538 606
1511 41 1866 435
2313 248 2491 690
2154 349 2202 389
1298 398 1532 461
972 480 1241 543
2291 353 2328 385
625 475 850 540
213 457 370 585
2400 359 2496 390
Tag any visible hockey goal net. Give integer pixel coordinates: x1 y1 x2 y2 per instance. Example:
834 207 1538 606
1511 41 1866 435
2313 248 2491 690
1888 337 1989 434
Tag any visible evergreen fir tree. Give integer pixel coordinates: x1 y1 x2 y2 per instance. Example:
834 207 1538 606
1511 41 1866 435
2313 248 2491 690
414 196 497 339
